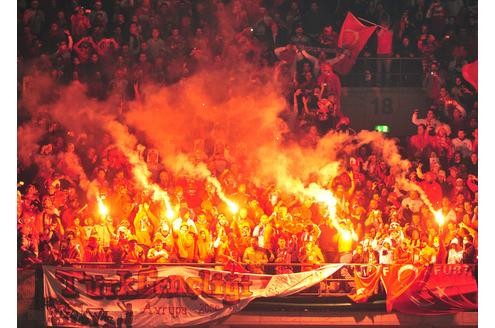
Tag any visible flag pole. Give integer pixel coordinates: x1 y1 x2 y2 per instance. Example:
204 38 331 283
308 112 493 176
356 16 387 29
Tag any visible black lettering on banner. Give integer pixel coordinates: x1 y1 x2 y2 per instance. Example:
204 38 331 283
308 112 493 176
372 98 394 115
116 271 138 298
45 297 91 326
197 303 224 315
168 305 187 318
55 270 83 298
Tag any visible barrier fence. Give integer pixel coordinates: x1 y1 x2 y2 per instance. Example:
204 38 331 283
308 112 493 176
19 261 477 298
294 48 425 87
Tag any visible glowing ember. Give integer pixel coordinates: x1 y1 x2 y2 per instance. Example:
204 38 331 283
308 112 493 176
97 195 109 217
434 210 445 226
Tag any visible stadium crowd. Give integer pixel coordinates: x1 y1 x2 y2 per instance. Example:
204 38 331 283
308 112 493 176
18 0 477 272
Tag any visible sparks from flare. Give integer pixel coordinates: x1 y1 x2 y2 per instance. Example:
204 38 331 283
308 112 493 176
151 186 176 220
404 181 448 228
305 182 357 240
116 142 176 221
399 179 440 220
206 176 239 214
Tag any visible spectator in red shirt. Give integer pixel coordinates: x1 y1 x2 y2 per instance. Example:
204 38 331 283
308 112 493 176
70 6 91 41
408 124 433 160
376 19 394 86
419 172 443 208
317 62 341 114
83 236 104 262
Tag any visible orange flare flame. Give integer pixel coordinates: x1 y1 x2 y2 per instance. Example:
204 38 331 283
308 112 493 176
151 187 175 220
434 210 445 226
97 195 109 217
207 176 238 214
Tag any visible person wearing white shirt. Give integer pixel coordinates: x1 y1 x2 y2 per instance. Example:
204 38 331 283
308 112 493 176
451 129 473 159
401 190 424 214
447 238 463 264
411 109 443 134
371 237 394 264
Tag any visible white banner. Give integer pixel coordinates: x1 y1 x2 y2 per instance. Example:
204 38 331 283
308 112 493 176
43 264 343 327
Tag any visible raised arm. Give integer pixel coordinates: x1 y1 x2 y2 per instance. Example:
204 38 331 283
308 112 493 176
274 46 287 59
347 171 355 198
293 89 302 113
301 95 310 115
300 49 320 76
411 109 422 126
64 30 73 49
326 50 348 67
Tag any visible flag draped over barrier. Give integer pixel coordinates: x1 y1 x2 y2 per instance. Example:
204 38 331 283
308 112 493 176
333 12 377 76
391 264 478 315
43 264 343 327
347 265 382 303
43 264 478 327
347 264 478 314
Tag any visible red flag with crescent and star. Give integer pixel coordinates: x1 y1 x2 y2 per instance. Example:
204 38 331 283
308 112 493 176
462 60 478 91
333 12 377 76
380 264 428 312
392 264 478 315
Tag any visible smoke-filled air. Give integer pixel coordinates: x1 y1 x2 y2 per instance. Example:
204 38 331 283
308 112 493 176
17 0 477 272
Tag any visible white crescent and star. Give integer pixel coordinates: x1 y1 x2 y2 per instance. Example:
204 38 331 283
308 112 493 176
341 29 359 48
398 264 419 283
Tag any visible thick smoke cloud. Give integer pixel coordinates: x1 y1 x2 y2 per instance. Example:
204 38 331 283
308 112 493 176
18 1 424 212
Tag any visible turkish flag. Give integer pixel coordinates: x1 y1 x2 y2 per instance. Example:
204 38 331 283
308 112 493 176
462 60 478 91
393 264 478 315
348 265 382 303
333 12 377 76
380 264 427 312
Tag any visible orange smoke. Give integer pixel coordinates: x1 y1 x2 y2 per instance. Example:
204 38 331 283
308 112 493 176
105 121 176 220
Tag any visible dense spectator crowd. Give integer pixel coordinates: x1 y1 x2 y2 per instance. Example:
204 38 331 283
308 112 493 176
18 0 477 272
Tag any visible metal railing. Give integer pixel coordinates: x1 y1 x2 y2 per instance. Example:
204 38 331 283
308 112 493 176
297 44 425 87
340 57 424 87
21 262 477 300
